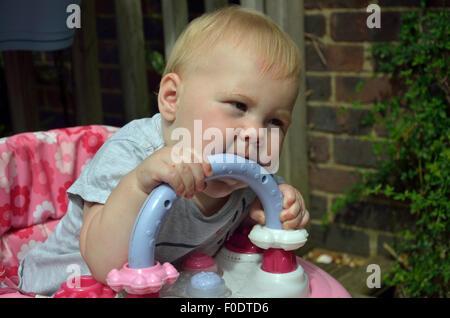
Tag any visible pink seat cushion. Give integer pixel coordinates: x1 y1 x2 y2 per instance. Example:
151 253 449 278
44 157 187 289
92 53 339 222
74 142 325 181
0 125 118 283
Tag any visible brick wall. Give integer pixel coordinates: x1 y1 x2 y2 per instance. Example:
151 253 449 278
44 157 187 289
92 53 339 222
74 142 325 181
304 0 447 257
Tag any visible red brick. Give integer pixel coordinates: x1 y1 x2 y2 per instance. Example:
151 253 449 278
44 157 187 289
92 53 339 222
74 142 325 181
333 199 414 232
305 14 326 37
335 76 393 103
335 107 372 136
333 137 378 168
309 194 328 220
305 44 364 72
309 165 361 194
330 12 367 41
308 105 372 136
330 12 402 42
306 76 331 101
309 223 370 256
308 134 330 163
308 105 338 133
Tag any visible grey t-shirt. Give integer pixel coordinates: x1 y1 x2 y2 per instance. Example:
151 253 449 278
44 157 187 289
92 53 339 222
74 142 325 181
18 114 256 295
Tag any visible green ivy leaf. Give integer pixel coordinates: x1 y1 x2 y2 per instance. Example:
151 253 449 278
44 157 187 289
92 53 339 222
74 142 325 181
146 49 165 75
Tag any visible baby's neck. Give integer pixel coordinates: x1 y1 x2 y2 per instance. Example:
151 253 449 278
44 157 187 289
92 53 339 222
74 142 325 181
192 192 230 217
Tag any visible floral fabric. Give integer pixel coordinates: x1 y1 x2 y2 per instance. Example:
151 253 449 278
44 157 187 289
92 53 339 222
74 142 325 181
0 125 118 285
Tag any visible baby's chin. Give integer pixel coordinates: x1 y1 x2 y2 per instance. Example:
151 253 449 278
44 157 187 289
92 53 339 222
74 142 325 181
203 179 248 198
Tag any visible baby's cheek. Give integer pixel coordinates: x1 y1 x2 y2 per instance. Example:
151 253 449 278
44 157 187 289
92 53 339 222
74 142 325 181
261 131 284 173
274 132 284 154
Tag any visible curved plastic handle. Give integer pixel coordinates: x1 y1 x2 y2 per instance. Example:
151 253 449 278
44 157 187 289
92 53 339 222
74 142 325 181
128 153 283 269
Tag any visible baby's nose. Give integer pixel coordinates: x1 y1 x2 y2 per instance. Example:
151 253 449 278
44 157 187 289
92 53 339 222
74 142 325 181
238 127 259 144
238 121 265 144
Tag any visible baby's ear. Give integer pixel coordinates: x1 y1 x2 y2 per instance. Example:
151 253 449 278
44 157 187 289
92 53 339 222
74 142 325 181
158 73 182 122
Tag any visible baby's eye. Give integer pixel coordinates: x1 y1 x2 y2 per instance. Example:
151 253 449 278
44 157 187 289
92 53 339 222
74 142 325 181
268 118 284 128
230 102 247 112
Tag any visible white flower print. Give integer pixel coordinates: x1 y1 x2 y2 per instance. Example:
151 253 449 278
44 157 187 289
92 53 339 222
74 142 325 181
33 201 56 223
54 141 74 174
0 151 16 193
34 131 57 144
17 240 39 260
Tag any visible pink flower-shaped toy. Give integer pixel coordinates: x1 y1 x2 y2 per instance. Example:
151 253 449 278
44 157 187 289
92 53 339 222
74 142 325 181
106 262 179 295
54 276 115 298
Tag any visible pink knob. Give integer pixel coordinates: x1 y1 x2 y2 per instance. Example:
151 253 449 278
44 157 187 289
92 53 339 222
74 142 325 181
54 276 116 298
183 253 217 274
261 248 298 274
225 226 263 254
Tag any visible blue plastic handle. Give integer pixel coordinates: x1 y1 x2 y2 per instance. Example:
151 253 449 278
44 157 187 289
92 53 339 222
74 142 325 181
128 153 283 269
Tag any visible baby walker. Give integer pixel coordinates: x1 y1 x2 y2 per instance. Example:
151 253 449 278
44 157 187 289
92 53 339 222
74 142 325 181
54 154 351 298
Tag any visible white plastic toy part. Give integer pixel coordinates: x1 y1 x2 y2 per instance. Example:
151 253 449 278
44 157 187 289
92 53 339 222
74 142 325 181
214 247 310 298
248 225 309 251
214 248 263 294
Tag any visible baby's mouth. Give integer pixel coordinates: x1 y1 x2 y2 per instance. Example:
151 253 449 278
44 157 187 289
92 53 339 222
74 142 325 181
231 152 274 170
222 143 275 170
242 154 273 169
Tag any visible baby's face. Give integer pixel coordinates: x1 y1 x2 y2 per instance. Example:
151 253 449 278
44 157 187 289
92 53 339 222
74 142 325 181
167 43 299 198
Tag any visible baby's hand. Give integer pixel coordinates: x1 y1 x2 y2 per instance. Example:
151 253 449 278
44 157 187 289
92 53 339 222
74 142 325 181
135 146 212 198
249 183 309 230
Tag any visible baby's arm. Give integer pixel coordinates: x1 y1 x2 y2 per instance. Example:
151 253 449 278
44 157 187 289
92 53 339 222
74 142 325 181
79 146 211 284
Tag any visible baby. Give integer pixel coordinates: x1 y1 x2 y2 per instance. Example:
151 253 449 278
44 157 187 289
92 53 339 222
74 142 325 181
18 6 309 295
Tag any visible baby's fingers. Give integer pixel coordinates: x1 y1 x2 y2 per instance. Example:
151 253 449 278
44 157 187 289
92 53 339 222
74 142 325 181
298 209 310 228
282 203 310 230
249 199 265 225
189 163 208 193
201 160 213 178
156 162 186 196
280 198 300 222
278 184 297 209
176 164 196 198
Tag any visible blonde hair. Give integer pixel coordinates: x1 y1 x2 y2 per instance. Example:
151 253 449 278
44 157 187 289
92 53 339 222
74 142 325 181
162 6 301 80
